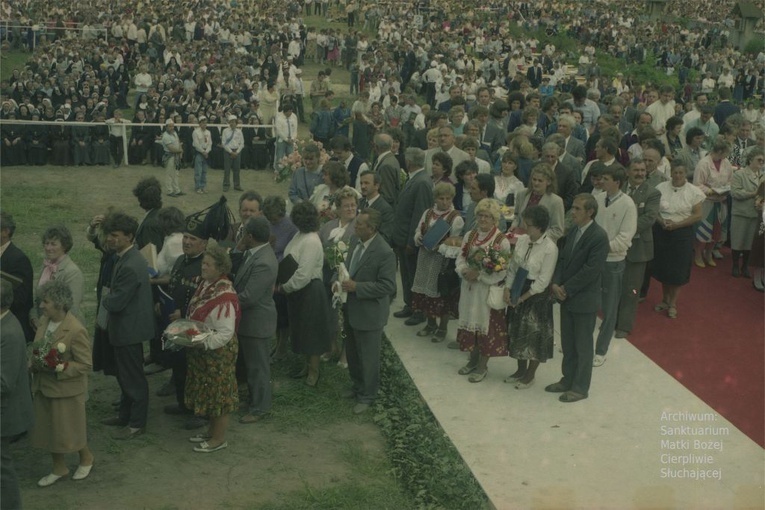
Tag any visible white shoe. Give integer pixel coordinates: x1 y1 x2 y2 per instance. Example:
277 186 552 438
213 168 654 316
72 464 93 481
593 355 607 367
38 473 66 487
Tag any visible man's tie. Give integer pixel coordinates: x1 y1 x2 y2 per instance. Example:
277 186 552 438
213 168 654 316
359 198 369 209
605 196 611 207
628 186 637 197
349 243 364 274
287 118 292 140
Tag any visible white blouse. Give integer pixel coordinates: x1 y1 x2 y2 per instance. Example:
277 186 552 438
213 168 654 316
494 175 525 204
505 234 558 296
282 232 324 293
156 232 183 276
656 181 706 223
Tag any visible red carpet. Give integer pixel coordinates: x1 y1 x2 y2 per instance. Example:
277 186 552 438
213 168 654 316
628 250 765 448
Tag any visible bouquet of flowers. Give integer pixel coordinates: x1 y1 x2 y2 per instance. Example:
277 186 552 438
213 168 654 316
273 138 331 183
467 244 510 275
324 240 349 270
29 338 68 373
162 319 212 352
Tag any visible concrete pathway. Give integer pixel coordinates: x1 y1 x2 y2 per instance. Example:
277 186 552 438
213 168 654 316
385 297 764 510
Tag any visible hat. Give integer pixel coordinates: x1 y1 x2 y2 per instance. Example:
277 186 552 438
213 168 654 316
165 119 175 126
198 115 207 122
430 61 437 68
227 114 238 121
185 196 235 241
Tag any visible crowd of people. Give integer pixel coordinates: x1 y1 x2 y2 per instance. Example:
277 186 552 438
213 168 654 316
2 0 765 506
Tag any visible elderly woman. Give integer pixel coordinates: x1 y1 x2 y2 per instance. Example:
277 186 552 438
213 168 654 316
279 201 331 386
319 187 360 365
411 182 465 342
29 281 94 486
494 152 526 205
262 196 299 362
503 206 558 389
730 148 764 277
653 163 706 318
185 245 241 453
431 151 453 186
511 164 565 242
694 139 734 267
455 199 512 382
31 225 84 332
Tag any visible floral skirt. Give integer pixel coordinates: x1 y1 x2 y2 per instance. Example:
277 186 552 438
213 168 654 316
185 337 239 418
456 309 508 357
507 290 554 362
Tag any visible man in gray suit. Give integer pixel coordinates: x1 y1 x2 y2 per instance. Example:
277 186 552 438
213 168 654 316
547 194 609 403
1 280 34 510
101 213 155 439
358 170 394 245
615 158 660 338
234 217 278 424
424 125 470 176
391 147 434 325
336 209 397 414
558 114 586 164
371 134 401 208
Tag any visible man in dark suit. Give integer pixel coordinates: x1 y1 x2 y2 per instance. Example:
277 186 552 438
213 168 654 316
132 177 165 251
547 133 584 184
0 211 34 341
391 148 434 325
234 217 279 424
615 158 660 338
713 87 740 128
0 280 35 510
330 135 369 188
358 170 394 245
371 133 401 208
336 209 396 414
158 222 207 429
541 142 579 211
101 213 155 439
547 194 609 403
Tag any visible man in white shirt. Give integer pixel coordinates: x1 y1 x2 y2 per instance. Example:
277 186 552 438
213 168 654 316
222 115 245 192
192 117 212 194
106 109 129 167
644 85 676 134
592 166 637 367
681 92 709 126
274 104 298 169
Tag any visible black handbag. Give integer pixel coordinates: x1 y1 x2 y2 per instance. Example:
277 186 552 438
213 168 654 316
437 258 460 296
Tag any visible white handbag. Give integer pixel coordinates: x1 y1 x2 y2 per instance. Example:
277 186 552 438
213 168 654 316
487 285 507 311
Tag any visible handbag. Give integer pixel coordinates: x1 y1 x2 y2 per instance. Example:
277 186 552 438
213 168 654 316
486 284 506 310
437 258 459 296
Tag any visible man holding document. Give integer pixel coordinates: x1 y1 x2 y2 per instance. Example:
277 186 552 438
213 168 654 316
333 209 396 415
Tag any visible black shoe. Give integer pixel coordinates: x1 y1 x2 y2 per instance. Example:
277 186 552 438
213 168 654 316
393 307 413 319
404 312 426 326
164 404 192 416
102 416 128 427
